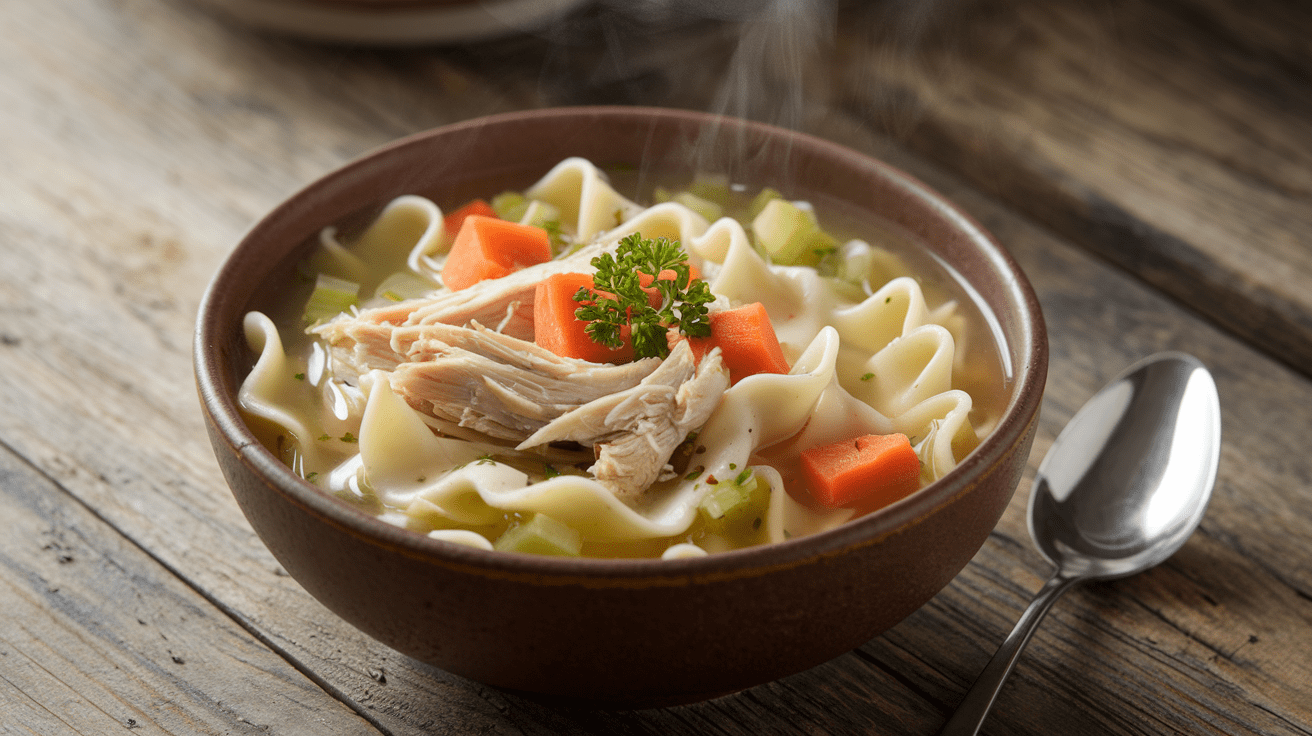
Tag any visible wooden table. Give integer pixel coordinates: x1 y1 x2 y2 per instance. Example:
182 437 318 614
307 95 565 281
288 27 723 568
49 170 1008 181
4 0 1310 733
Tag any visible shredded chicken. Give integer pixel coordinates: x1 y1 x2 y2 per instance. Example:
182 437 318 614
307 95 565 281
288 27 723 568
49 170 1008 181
311 237 731 502
318 314 727 501
519 340 729 498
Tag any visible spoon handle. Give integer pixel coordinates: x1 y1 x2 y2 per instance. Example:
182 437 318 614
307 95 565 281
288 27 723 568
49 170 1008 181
940 573 1082 735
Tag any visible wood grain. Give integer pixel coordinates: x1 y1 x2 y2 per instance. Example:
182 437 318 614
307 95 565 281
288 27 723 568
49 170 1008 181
0 441 378 734
1 0 1310 733
831 0 1312 378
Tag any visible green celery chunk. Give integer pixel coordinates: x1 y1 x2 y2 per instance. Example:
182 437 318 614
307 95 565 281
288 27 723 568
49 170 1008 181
373 270 436 302
699 471 769 528
751 198 838 267
493 513 582 557
687 173 732 205
304 274 359 324
748 187 783 219
491 191 529 222
518 199 561 229
672 191 723 223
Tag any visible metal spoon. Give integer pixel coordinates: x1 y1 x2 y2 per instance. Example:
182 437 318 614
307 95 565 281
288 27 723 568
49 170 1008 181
941 352 1221 735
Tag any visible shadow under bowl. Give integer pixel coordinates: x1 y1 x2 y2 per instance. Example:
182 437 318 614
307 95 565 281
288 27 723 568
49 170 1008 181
194 106 1047 708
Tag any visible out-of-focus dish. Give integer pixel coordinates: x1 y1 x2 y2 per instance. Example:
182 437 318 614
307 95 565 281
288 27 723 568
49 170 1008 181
192 0 592 45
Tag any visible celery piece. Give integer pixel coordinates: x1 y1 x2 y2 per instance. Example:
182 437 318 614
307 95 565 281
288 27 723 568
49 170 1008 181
699 473 766 523
373 270 436 302
836 239 876 286
672 191 723 223
493 513 582 557
304 274 359 324
752 199 837 267
823 276 870 304
518 200 561 229
748 187 783 219
491 191 529 222
687 173 732 206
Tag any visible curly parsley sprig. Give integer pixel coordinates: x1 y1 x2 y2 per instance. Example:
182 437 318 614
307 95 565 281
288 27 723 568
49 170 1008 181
572 233 714 359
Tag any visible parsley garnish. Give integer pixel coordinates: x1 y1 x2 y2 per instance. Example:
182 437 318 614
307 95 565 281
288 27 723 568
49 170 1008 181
573 233 714 359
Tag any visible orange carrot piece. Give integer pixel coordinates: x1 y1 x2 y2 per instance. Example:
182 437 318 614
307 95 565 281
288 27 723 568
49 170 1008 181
443 199 498 236
683 302 788 385
442 215 552 291
800 433 921 510
533 273 634 364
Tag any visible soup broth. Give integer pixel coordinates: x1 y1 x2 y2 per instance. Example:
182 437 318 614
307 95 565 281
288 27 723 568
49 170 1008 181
239 158 1005 559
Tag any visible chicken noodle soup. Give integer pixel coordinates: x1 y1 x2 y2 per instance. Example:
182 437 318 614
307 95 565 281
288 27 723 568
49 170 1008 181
238 158 1000 559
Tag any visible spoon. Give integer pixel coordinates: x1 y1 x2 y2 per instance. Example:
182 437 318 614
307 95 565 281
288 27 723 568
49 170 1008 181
941 351 1221 735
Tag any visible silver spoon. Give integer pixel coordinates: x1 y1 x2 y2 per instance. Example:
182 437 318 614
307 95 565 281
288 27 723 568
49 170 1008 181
941 351 1221 735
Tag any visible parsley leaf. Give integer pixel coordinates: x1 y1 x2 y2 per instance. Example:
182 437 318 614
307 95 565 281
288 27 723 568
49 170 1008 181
573 233 714 359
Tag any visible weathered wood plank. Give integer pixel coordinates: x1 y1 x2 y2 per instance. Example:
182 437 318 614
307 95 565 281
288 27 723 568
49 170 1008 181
831 0 1312 379
2 0 1311 734
0 441 379 734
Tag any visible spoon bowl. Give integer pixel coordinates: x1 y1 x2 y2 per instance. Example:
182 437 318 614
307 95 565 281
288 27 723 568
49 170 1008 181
942 352 1221 734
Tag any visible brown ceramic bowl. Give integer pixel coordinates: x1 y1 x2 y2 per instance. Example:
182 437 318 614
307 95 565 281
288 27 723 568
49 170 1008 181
194 106 1047 707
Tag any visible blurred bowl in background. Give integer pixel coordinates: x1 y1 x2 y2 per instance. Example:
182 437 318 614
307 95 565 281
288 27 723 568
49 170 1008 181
192 0 593 45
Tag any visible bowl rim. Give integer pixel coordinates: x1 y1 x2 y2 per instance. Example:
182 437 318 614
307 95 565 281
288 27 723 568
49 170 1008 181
194 105 1048 583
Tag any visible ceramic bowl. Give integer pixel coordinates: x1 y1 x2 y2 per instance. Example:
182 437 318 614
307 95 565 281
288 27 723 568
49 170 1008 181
194 106 1047 707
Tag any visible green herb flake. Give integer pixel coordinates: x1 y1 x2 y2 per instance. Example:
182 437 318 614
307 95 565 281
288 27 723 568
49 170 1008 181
685 467 704 481
318 434 332 442
860 372 874 381
340 432 358 443
735 468 752 485
543 464 561 479
294 372 305 381
573 232 714 359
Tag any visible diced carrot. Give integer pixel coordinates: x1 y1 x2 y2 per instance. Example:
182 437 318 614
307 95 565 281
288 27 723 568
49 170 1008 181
680 302 788 385
533 273 634 364
443 199 498 236
800 433 922 510
442 215 552 291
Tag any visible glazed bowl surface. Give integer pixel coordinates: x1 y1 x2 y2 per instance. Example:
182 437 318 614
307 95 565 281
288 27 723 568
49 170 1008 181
194 106 1047 707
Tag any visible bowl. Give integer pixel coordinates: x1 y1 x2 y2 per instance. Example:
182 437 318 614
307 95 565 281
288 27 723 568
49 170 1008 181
194 106 1047 707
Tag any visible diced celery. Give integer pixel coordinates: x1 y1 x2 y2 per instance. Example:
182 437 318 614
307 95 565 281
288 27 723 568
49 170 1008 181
748 187 783 219
687 173 731 206
373 270 437 302
837 239 876 285
699 472 768 524
752 198 838 267
491 191 528 222
493 513 582 557
303 274 359 324
672 191 723 223
518 199 561 229
823 276 869 303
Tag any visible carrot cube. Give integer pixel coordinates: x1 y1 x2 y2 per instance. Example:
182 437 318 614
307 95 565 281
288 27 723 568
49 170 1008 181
533 272 634 364
800 433 922 509
442 215 551 291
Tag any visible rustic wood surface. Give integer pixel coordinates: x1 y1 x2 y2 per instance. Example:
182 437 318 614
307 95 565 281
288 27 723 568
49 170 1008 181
1 0 1309 734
